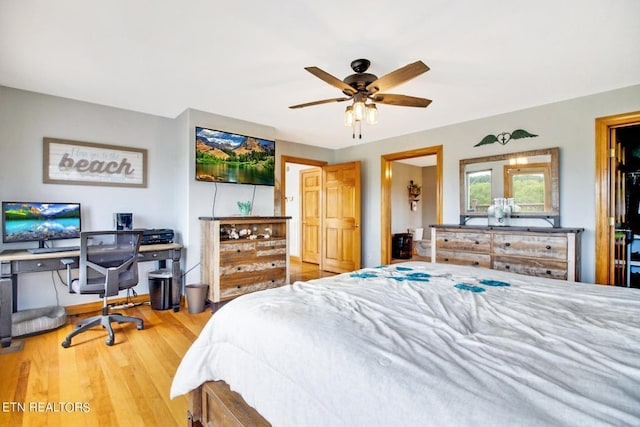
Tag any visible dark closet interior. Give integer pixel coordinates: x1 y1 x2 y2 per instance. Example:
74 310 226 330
615 124 640 287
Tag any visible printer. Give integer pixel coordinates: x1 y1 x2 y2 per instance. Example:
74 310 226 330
136 228 174 245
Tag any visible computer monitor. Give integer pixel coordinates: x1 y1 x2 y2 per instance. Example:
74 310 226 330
1 201 81 247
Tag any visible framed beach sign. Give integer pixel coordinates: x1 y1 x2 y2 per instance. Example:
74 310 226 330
43 138 147 187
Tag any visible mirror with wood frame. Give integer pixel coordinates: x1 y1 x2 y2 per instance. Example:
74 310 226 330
459 147 559 225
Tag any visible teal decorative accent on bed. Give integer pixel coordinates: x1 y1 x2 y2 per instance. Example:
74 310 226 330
455 283 486 293
406 272 431 279
395 266 413 271
479 279 511 287
350 272 378 279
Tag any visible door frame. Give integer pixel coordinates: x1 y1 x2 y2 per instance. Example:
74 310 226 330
595 111 640 284
280 155 328 266
381 145 443 264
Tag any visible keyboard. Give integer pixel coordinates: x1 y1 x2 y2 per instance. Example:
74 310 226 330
27 246 80 254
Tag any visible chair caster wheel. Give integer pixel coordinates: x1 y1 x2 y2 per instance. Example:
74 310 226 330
61 340 71 348
106 338 114 346
137 322 144 330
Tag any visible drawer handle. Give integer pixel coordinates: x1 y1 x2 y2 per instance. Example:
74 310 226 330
546 245 551 250
505 265 510 269
473 261 479 266
237 267 241 271
152 253 158 258
443 238 449 242
271 263 275 267
546 270 552 275
36 262 43 267
474 240 479 244
236 285 241 289
444 258 449 262
504 242 511 247
237 249 241 253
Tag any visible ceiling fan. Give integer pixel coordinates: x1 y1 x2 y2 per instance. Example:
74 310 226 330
289 58 431 138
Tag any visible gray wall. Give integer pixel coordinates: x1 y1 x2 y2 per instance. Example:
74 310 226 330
0 86 334 309
334 84 640 283
0 86 182 308
2 84 640 310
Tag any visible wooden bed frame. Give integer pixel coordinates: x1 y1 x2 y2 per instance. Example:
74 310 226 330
188 380 270 427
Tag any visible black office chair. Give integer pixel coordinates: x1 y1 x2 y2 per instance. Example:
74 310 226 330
62 230 144 347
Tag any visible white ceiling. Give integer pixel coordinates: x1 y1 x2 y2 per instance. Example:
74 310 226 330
1 0 639 150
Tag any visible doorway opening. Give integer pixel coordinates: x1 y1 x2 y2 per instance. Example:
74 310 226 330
281 156 327 281
595 111 640 286
381 146 443 265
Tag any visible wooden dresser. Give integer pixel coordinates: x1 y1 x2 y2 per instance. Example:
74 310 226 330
430 225 583 281
200 216 290 303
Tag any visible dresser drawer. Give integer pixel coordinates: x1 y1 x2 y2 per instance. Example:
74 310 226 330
220 259 287 276
256 239 286 257
493 256 568 280
435 231 491 253
435 250 491 268
219 242 256 262
220 268 287 300
493 234 567 259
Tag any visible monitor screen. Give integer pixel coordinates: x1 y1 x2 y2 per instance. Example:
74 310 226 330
2 202 81 245
195 127 276 186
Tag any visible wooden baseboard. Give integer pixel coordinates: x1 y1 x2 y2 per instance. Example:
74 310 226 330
65 294 187 316
64 294 151 316
289 255 301 263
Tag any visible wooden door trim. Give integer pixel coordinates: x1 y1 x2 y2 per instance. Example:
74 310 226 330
279 155 328 215
381 145 443 265
595 111 640 284
280 156 328 270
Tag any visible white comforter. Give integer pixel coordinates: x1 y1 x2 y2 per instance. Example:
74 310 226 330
171 262 640 427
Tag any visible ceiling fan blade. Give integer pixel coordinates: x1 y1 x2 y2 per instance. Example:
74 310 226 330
366 61 430 93
289 97 352 109
305 66 357 96
371 93 432 108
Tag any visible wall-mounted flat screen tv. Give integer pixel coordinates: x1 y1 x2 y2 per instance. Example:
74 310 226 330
195 127 276 186
2 202 81 246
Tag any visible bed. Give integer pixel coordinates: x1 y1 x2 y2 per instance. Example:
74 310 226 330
171 262 640 426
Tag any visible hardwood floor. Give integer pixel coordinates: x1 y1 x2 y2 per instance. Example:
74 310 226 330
0 261 333 427
0 303 212 427
289 260 337 282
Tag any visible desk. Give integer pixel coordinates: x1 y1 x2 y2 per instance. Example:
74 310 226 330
0 243 183 348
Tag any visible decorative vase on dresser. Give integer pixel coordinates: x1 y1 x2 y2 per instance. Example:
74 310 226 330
200 216 290 304
430 225 584 281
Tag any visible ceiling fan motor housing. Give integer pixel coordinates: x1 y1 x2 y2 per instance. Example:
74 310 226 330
343 73 378 94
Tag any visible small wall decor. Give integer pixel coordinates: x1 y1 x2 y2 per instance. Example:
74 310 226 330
43 138 147 187
408 180 422 211
474 129 538 147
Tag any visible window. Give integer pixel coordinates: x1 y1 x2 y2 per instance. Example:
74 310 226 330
466 169 492 212
503 163 551 212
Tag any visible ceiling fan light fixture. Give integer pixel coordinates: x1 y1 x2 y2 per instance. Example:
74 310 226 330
344 105 354 127
353 100 365 122
365 103 378 125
